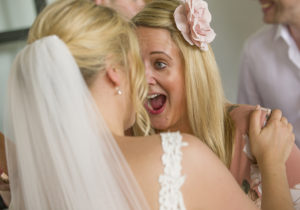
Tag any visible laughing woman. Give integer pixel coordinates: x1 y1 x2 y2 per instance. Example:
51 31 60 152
133 0 300 208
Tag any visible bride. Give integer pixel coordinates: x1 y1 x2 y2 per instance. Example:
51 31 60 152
2 0 295 209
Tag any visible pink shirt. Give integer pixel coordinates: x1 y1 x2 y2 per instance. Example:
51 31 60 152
230 105 300 208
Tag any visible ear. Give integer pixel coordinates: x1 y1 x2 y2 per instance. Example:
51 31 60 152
106 67 121 87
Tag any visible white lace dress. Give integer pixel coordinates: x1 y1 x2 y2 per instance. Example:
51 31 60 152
159 132 188 210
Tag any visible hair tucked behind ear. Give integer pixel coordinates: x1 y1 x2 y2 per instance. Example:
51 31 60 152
133 0 235 166
28 0 150 135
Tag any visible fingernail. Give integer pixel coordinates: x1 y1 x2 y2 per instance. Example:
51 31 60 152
255 105 261 110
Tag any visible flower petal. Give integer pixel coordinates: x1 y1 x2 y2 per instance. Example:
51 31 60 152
174 0 216 50
174 5 194 45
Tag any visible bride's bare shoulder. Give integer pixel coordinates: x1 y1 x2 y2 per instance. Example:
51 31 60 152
119 133 209 162
120 133 256 209
119 133 225 187
119 133 216 169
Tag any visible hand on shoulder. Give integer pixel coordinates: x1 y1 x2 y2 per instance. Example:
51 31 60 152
249 107 295 169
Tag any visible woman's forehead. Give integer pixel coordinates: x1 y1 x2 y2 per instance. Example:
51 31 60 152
136 27 179 55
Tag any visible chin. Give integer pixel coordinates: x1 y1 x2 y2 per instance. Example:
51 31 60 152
150 119 172 132
263 17 277 24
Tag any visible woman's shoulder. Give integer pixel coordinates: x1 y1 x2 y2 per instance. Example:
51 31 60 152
123 132 216 162
120 133 257 209
121 131 230 173
119 134 217 186
172 133 257 209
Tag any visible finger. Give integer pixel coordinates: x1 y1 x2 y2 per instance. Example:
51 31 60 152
291 134 295 143
281 117 288 125
249 105 262 135
268 109 282 121
287 123 293 132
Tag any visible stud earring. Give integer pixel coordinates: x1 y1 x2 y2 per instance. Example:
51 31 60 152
115 87 122 95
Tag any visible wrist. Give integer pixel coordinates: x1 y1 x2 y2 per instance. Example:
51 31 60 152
258 160 286 176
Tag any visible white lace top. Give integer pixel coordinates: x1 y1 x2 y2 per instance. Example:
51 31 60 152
159 132 188 210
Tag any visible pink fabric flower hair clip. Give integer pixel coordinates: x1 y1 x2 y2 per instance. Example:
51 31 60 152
174 0 216 51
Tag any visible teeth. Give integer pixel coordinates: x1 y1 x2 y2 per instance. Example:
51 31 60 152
261 2 272 8
147 94 159 99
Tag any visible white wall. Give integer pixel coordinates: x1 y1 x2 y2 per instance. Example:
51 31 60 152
0 0 36 132
209 0 263 102
0 0 264 132
0 41 27 132
0 0 36 32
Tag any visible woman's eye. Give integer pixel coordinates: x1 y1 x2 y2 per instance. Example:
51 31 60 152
154 61 167 70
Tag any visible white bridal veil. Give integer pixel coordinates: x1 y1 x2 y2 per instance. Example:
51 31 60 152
4 35 150 210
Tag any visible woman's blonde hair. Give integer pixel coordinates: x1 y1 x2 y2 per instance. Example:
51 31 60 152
28 0 150 135
133 0 234 166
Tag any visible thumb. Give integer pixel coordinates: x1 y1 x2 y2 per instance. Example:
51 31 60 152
249 105 262 136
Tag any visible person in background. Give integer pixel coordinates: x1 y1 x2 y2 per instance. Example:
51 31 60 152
94 0 146 18
237 0 300 148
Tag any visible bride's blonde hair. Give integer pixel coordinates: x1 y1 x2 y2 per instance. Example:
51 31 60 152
28 0 150 134
133 0 235 166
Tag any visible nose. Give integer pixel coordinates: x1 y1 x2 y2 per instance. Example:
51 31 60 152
145 64 156 85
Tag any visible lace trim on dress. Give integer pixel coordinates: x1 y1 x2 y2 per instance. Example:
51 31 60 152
290 184 300 209
159 132 188 210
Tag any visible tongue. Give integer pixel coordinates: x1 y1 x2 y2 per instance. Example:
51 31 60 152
149 95 165 110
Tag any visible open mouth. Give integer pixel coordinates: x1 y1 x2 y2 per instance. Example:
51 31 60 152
261 1 274 12
145 93 167 115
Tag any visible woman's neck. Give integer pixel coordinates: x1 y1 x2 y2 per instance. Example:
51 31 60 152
156 118 193 135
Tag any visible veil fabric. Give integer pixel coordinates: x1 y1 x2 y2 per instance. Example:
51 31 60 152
4 35 150 210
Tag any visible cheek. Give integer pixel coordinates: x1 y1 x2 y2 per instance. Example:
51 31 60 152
168 84 187 126
174 86 187 111
277 0 292 13
167 75 186 108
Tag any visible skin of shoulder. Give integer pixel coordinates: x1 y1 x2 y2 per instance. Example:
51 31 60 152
119 133 257 210
178 134 257 210
117 134 163 209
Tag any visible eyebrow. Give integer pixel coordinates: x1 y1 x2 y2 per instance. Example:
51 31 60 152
150 51 172 60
